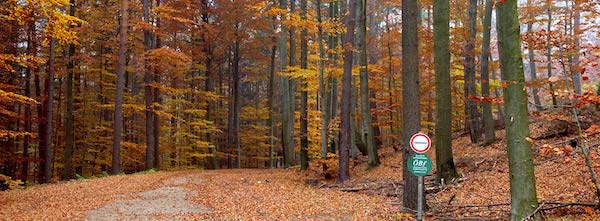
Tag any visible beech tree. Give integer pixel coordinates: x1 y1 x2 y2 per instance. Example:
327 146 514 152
497 0 540 219
112 0 128 175
434 0 458 184
338 0 357 182
401 0 421 212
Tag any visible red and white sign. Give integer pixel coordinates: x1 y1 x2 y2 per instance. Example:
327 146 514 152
410 133 431 153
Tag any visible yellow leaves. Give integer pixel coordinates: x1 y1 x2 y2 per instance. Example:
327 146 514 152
0 129 34 141
0 174 24 190
279 66 317 80
0 89 38 105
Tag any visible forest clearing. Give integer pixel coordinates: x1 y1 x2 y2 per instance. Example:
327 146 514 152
1 0 600 219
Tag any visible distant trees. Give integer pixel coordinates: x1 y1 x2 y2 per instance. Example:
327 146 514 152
0 0 596 193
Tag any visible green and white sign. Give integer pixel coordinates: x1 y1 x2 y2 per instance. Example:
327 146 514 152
407 153 432 177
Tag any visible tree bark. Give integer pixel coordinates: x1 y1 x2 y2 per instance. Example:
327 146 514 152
279 0 295 168
112 0 128 175
41 38 56 183
434 0 458 184
527 0 542 111
402 0 422 212
143 0 155 170
481 0 495 145
546 3 557 107
233 40 241 168
317 0 329 159
299 0 309 170
63 0 77 179
464 0 481 143
571 0 582 95
496 0 540 219
338 0 357 183
357 0 379 169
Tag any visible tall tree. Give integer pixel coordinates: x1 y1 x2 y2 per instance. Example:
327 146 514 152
42 38 56 183
143 0 156 170
464 0 481 143
527 0 542 111
338 0 357 183
434 0 458 184
317 0 328 159
112 0 128 175
357 0 379 169
496 0 540 219
546 1 557 107
233 38 241 168
63 0 77 180
401 0 421 212
299 0 309 170
279 0 294 168
480 0 495 145
571 0 582 95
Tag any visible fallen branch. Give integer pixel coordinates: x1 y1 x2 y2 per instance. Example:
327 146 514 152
520 202 545 221
340 187 365 192
539 201 599 211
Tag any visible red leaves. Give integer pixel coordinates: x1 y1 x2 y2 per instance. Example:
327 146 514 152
469 95 503 104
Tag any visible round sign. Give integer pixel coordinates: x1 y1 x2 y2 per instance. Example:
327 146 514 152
407 153 433 177
410 133 431 153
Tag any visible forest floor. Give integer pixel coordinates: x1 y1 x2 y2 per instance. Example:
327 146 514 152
2 124 600 220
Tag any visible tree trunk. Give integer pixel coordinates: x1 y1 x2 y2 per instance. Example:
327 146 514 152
338 0 357 183
496 0 540 219
571 0 582 95
279 0 295 168
546 4 557 107
527 0 542 111
299 0 309 170
464 0 481 143
434 0 458 184
268 34 277 169
63 0 77 180
317 0 329 159
357 0 379 169
143 0 155 170
481 0 495 145
402 0 422 212
153 7 161 169
41 37 56 183
23 18 36 182
233 40 241 168
112 0 128 175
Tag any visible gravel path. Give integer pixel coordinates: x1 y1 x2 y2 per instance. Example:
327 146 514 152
83 174 211 221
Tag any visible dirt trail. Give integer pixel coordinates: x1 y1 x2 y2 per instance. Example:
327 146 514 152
83 174 211 221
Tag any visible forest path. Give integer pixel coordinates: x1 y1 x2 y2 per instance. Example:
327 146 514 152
83 174 211 220
0 169 396 220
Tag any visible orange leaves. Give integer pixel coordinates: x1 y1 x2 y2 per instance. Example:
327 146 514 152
469 95 503 104
586 125 600 133
538 144 574 157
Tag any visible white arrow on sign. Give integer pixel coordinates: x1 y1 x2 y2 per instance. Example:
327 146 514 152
410 133 431 153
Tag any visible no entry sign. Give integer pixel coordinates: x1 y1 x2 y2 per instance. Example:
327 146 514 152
410 133 431 153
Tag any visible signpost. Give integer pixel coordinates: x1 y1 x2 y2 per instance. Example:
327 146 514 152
408 132 432 221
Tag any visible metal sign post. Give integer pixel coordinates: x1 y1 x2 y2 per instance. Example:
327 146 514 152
418 176 423 221
408 132 432 221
